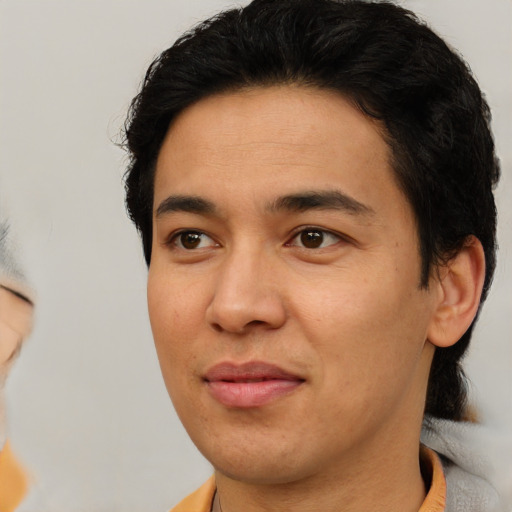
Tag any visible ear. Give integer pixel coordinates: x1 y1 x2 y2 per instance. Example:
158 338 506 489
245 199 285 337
427 236 486 348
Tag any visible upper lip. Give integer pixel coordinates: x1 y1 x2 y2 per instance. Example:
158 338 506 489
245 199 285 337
204 361 304 382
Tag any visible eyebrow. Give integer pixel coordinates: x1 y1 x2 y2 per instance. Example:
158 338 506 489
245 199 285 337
267 190 375 216
156 195 217 218
155 190 374 219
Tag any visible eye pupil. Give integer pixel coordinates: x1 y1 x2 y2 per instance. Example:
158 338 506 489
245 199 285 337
300 230 323 248
181 232 202 249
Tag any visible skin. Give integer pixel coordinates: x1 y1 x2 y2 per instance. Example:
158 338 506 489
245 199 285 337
147 86 482 512
0 286 33 370
0 286 33 446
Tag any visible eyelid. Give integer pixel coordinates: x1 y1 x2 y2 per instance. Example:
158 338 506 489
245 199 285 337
166 229 219 250
163 226 351 251
286 226 347 249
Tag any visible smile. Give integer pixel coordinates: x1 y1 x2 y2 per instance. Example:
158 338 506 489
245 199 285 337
204 361 305 408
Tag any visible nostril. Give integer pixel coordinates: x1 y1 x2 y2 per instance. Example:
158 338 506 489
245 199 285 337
210 318 267 334
211 322 224 333
246 320 266 328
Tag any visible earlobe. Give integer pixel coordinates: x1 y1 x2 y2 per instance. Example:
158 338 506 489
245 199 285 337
427 236 486 348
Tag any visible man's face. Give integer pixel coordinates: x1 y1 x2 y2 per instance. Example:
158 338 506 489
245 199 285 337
148 86 439 484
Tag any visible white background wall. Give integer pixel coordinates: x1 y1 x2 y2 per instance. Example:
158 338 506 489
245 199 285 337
0 1 510 511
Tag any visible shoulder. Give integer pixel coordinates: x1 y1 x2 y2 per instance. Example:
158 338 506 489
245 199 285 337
169 476 216 512
0 440 29 512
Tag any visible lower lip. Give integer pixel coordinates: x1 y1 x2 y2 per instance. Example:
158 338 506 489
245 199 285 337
206 379 303 408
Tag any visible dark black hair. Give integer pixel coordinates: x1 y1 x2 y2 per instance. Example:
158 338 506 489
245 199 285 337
123 0 499 421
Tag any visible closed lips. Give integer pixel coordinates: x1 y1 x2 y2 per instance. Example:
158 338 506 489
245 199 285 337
204 362 305 408
203 361 304 383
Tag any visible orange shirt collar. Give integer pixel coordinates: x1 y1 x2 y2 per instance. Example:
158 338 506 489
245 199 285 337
419 445 447 512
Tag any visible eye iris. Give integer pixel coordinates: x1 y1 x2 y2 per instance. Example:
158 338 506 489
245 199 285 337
300 230 323 248
181 232 202 249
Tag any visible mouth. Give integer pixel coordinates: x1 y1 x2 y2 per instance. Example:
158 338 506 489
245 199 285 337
203 361 305 408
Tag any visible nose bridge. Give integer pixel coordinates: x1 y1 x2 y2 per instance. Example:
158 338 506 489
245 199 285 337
206 242 286 333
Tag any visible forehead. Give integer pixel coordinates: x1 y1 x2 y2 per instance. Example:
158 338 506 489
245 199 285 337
153 85 402 217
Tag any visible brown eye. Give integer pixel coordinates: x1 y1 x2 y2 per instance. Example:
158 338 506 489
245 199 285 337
300 230 324 248
288 228 341 249
174 231 216 250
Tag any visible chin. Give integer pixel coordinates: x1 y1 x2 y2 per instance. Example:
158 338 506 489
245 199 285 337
213 456 313 486
190 427 320 485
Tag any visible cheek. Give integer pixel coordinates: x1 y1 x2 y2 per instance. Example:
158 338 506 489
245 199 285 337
294 272 429 401
147 273 211 428
147 271 206 373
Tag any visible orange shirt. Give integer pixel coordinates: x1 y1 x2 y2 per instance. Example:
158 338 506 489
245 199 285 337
170 446 446 512
0 441 28 512
419 445 446 512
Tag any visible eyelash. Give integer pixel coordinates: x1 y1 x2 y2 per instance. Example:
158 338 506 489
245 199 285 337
167 230 218 250
286 226 344 250
167 227 345 251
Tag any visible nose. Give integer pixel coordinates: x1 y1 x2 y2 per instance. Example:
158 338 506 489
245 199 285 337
205 248 287 334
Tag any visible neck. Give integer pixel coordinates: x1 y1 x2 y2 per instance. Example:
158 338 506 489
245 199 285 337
213 430 426 512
